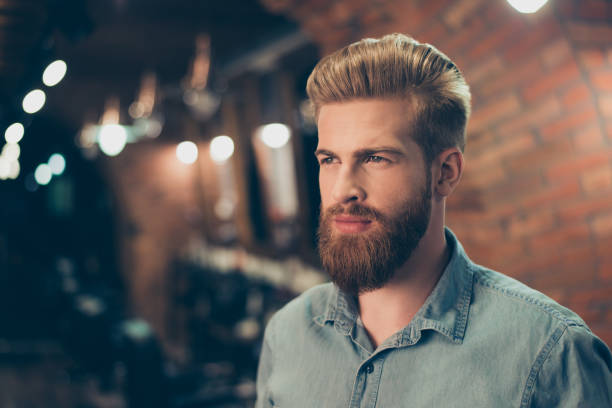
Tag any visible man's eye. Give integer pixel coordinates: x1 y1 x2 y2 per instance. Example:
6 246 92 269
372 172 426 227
364 155 387 163
319 157 335 165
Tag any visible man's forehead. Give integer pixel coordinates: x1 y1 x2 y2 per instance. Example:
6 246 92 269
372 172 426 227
316 99 416 152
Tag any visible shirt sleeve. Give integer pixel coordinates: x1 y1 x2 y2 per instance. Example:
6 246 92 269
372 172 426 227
525 324 612 407
255 317 275 408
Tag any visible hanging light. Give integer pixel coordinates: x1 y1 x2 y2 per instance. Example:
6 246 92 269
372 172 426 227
22 89 46 114
5 123 24 144
42 60 67 87
176 141 198 164
209 135 234 163
507 0 548 13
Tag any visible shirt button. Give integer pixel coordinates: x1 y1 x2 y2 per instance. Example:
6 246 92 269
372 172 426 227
365 363 374 374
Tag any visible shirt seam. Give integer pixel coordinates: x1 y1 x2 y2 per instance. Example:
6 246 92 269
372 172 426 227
520 324 568 407
473 270 585 328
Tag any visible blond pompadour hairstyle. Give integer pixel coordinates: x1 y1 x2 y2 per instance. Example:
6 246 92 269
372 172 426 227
306 33 471 164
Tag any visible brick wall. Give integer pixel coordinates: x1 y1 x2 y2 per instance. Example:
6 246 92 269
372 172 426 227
260 0 612 344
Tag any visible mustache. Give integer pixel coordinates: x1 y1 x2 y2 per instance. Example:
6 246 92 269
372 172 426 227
324 203 384 222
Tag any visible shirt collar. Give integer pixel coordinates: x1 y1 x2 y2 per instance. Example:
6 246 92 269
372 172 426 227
316 227 475 345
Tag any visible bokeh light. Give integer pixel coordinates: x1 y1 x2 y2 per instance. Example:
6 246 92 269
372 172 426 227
22 89 46 114
2 143 20 161
48 153 66 175
176 141 198 164
42 60 67 87
5 123 24 144
209 135 234 163
98 124 128 157
34 163 52 185
258 123 291 149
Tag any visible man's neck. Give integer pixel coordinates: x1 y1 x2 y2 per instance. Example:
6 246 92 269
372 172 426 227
357 225 450 349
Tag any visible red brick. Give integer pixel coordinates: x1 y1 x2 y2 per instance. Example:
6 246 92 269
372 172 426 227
574 0 612 20
508 211 556 239
591 71 612 92
468 93 522 134
522 60 582 102
546 149 612 180
529 260 596 290
507 138 573 172
598 95 612 118
599 261 612 281
503 19 561 62
541 105 599 140
468 18 525 60
417 21 449 46
468 132 535 170
438 18 486 55
465 55 504 86
572 125 604 152
592 212 612 237
570 286 612 305
558 194 612 222
596 235 612 259
496 96 562 136
578 49 606 70
540 39 573 69
442 0 488 29
561 83 592 110
482 175 543 209
529 222 591 253
521 179 582 208
461 164 506 189
580 165 612 193
568 22 612 46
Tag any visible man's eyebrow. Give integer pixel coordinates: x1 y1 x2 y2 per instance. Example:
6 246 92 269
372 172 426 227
314 149 335 157
353 147 405 157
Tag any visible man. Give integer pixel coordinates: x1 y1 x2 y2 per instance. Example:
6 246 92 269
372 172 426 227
255 34 612 407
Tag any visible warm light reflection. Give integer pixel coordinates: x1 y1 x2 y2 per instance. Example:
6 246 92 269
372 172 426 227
42 60 67 87
507 0 548 13
176 141 198 164
5 123 24 144
22 89 46 114
257 123 291 148
34 163 52 185
209 135 234 163
48 153 66 175
98 124 127 157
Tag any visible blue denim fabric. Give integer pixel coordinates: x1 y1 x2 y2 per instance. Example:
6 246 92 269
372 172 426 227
256 229 612 407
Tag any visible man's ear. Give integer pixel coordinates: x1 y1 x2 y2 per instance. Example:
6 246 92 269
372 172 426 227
433 147 463 198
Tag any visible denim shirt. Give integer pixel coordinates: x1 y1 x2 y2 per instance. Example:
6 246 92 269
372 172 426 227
256 229 612 407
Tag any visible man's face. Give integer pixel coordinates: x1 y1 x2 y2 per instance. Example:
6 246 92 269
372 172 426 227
315 99 432 295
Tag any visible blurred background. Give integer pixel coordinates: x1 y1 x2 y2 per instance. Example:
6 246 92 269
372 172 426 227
0 0 611 406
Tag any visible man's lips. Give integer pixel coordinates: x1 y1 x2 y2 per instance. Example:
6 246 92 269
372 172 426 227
333 216 373 233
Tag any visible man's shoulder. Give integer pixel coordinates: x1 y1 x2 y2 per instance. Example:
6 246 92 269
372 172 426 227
469 263 587 330
266 282 334 334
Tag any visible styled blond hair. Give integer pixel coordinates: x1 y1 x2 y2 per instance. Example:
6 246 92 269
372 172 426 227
306 33 471 164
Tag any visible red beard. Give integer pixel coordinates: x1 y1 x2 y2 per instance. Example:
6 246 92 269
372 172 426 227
317 184 431 295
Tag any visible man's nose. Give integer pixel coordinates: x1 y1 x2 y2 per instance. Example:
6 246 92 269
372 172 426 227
331 167 366 204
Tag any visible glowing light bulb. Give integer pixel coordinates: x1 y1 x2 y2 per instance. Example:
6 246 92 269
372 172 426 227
98 124 127 157
22 89 46 114
34 163 52 185
258 123 291 148
209 135 234 163
506 0 548 13
48 153 66 175
5 123 24 144
176 141 198 164
42 60 67 86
